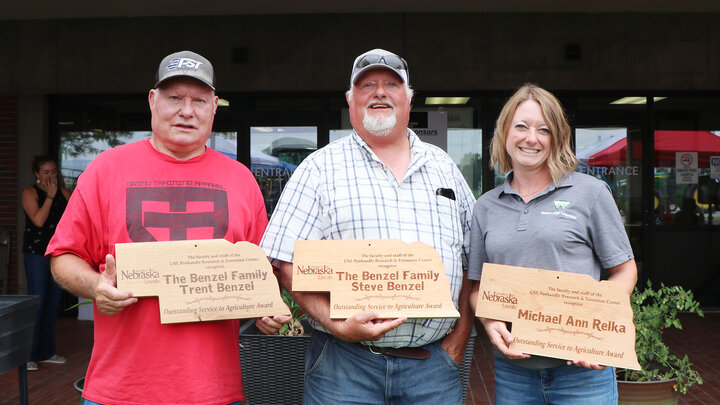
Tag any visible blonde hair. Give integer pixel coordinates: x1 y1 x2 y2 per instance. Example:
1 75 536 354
489 83 577 185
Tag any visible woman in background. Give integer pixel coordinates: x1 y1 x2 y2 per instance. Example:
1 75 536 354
468 84 637 404
22 155 71 371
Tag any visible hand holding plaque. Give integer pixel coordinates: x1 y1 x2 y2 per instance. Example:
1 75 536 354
116 239 289 324
292 239 459 319
476 263 640 370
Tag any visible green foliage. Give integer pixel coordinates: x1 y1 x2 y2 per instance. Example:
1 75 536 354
60 130 134 158
65 299 92 311
278 288 307 336
617 280 704 394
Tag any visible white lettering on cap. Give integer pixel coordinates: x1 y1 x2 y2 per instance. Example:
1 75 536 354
167 57 203 71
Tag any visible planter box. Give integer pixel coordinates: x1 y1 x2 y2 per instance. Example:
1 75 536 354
0 295 40 374
239 320 312 405
239 320 475 404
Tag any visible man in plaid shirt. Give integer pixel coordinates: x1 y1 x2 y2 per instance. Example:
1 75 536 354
261 48 475 404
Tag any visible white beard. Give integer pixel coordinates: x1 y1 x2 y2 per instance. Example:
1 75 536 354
363 113 396 137
362 98 396 137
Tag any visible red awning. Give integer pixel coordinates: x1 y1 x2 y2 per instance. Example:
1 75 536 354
587 130 720 167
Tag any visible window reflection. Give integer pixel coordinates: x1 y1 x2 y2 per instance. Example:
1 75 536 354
576 128 642 226
60 131 149 189
250 126 317 216
653 130 720 226
59 131 236 190
448 128 482 198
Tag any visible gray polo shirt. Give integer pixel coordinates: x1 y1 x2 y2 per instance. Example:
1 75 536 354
468 171 634 369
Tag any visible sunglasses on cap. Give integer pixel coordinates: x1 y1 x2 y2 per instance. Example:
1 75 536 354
355 53 408 72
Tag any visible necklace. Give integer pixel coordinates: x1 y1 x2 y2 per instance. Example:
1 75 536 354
518 179 552 198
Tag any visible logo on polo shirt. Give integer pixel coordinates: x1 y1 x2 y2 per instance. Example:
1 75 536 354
553 200 571 211
540 200 577 219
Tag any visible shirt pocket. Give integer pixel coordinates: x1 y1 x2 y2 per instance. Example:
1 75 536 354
417 192 463 254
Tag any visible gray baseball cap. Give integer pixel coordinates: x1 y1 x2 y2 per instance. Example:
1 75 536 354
155 50 215 90
350 49 409 88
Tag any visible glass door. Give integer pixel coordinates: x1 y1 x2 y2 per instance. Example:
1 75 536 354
574 124 646 283
575 127 643 227
250 126 317 216
570 95 648 280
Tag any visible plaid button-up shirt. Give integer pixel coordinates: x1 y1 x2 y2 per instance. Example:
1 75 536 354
261 129 475 347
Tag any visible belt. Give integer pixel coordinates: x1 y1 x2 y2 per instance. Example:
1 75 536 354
355 343 431 360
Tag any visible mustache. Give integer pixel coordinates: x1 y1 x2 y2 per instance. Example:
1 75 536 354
365 98 395 109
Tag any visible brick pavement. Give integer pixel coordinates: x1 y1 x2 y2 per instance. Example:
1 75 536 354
1 313 717 404
0 315 91 405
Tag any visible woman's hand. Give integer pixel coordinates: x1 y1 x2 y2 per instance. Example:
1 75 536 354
479 318 531 360
23 177 57 227
41 176 58 198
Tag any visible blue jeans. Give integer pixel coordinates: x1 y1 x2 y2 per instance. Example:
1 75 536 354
303 331 462 405
24 253 62 362
493 357 618 405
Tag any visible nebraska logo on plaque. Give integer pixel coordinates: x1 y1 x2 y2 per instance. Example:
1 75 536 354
476 263 640 370
116 239 289 324
292 239 459 319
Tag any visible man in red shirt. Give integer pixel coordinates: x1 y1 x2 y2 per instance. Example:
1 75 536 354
48 50 288 405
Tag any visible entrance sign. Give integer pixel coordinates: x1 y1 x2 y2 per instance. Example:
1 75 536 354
116 239 289 324
676 152 698 184
475 263 640 370
292 239 459 319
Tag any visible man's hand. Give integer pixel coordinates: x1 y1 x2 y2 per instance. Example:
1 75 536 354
479 318 530 360
329 310 406 342
277 261 406 343
94 254 137 315
255 315 292 335
441 330 468 365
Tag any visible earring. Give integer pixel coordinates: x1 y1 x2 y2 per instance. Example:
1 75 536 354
35 178 40 184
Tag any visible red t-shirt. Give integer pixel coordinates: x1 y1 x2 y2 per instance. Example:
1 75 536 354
47 139 268 405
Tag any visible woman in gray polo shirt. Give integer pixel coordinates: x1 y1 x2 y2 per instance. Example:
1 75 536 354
468 84 637 404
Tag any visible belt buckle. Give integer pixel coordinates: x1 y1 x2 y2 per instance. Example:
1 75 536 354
362 344 431 360
367 345 384 355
